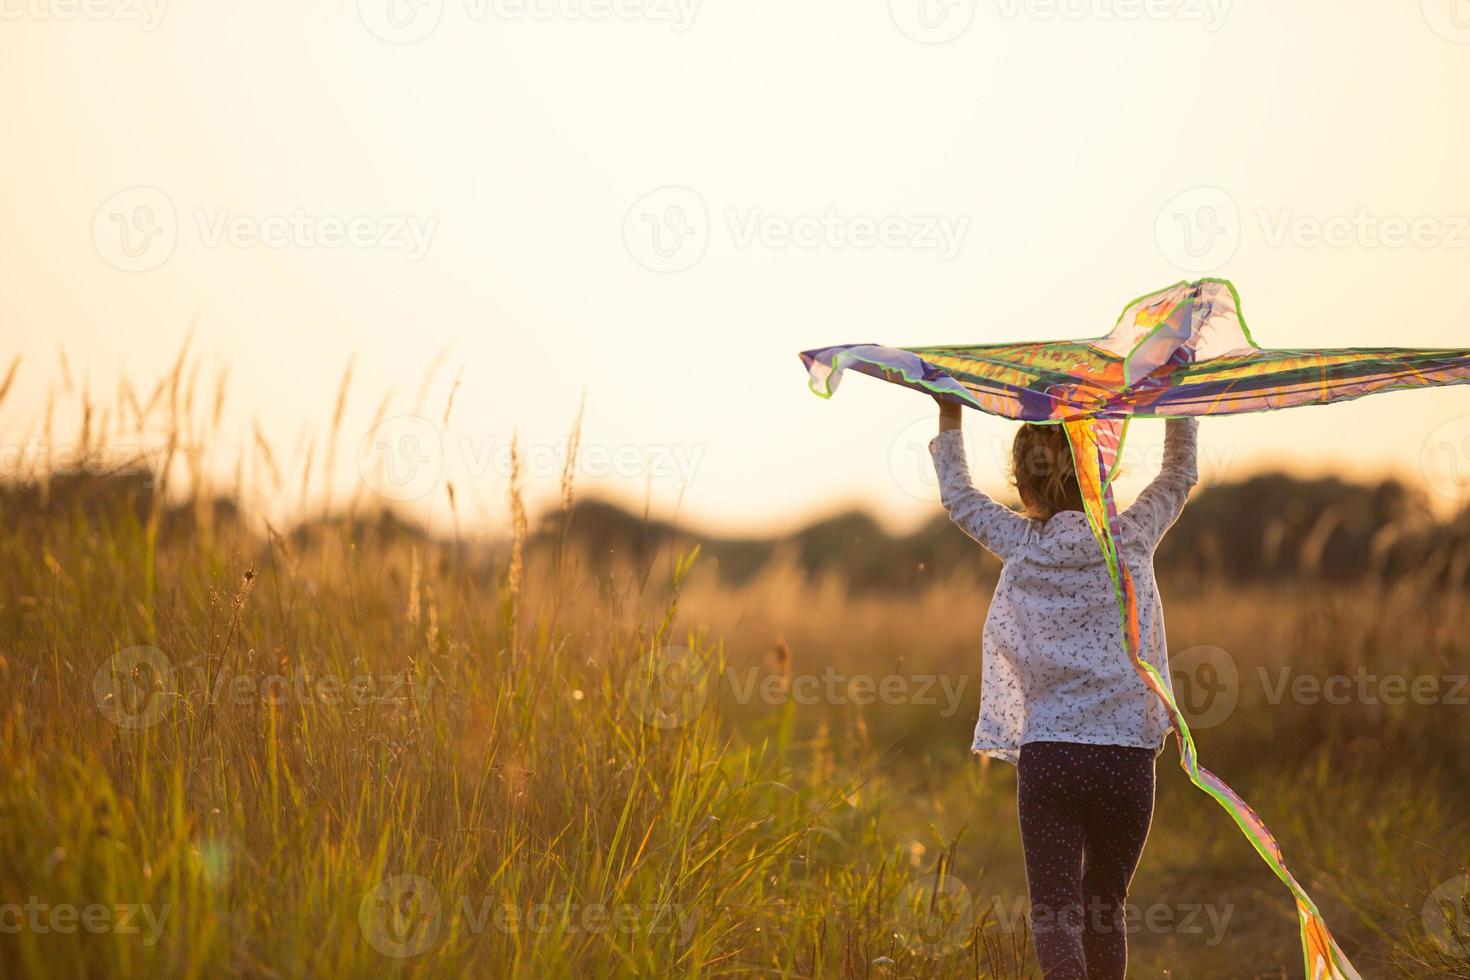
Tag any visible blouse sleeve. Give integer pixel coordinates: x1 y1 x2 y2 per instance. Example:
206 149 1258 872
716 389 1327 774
1120 418 1199 548
929 429 1032 561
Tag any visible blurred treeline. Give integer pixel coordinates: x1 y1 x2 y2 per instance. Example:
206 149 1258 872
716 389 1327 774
549 476 1470 593
9 469 1468 594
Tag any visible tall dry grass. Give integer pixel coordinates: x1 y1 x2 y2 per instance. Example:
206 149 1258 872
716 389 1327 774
0 350 1023 978
0 349 1467 978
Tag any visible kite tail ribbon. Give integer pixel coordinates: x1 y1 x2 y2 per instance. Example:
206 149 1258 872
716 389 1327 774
1062 417 1362 980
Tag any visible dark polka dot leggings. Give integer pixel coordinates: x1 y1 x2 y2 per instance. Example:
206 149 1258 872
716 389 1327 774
1016 740 1156 980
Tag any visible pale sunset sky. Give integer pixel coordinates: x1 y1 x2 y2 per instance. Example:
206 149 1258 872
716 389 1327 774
3 0 1470 533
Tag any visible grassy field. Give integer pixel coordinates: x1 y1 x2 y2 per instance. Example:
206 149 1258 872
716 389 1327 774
1 367 1468 978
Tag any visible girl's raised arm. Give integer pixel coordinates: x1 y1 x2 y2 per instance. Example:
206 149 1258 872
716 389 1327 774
928 400 1032 561
1120 417 1200 547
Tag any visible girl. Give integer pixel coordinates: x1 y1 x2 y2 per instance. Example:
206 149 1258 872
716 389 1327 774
928 397 1199 980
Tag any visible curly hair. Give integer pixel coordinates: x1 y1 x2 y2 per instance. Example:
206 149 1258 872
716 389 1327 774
1010 423 1084 520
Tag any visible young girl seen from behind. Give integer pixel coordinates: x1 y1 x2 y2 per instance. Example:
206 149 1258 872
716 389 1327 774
929 398 1199 980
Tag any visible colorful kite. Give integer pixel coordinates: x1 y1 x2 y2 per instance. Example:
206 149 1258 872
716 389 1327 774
799 278 1470 979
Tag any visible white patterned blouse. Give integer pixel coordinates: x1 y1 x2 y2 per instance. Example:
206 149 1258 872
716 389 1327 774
928 419 1199 763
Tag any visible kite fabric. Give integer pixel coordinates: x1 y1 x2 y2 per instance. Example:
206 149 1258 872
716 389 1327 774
800 278 1470 979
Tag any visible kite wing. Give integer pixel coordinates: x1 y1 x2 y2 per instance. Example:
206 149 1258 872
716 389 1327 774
800 278 1470 980
801 279 1470 420
1122 346 1470 416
